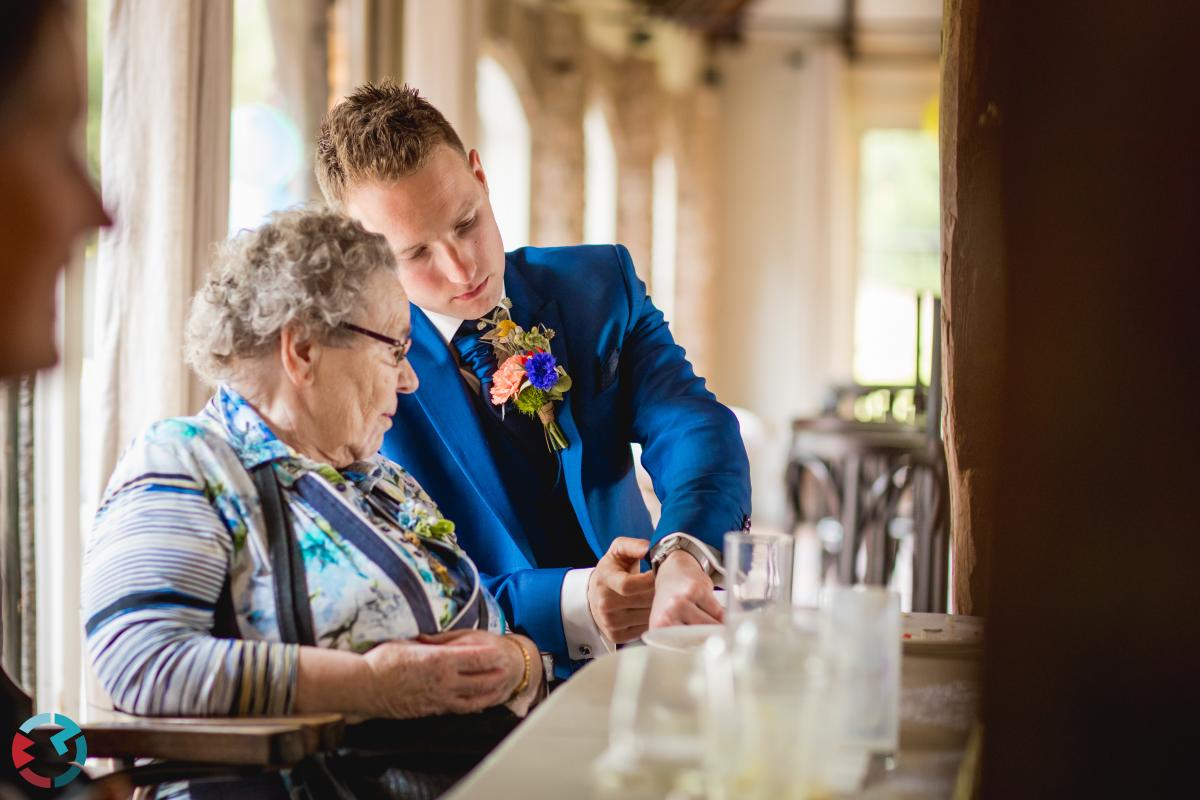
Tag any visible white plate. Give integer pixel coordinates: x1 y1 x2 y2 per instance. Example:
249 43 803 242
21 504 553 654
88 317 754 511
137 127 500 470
640 615 985 656
641 624 725 654
902 612 984 655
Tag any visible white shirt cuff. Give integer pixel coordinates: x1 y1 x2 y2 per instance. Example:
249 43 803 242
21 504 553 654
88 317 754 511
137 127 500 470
560 568 615 661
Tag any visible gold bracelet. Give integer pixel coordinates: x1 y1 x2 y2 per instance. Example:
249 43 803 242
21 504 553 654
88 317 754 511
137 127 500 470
505 636 531 702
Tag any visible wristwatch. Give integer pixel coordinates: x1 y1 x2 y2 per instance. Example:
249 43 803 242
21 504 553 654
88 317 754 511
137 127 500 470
649 535 714 576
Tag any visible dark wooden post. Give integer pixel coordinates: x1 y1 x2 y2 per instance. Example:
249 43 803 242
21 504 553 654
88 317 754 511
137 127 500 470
942 0 1200 794
939 0 1006 615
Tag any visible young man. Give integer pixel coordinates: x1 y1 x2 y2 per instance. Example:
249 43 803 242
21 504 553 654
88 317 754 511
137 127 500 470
316 82 751 677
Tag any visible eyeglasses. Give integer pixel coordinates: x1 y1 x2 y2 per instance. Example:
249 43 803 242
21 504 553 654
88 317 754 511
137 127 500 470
341 322 413 367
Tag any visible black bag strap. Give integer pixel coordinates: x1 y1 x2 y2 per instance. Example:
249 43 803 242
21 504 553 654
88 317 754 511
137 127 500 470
211 572 239 639
198 465 510 799
252 462 317 647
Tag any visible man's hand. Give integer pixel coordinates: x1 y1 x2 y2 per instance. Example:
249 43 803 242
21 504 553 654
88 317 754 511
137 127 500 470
649 550 724 628
588 537 656 643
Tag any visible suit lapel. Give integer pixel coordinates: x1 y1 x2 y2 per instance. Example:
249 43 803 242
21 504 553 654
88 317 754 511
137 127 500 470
407 305 533 563
504 263 601 556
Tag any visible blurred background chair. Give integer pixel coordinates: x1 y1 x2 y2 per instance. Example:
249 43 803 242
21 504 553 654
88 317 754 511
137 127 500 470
787 299 949 612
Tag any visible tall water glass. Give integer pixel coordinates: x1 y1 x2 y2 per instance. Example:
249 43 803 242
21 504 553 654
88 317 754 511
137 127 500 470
592 647 706 799
723 531 794 622
822 585 902 754
701 612 832 800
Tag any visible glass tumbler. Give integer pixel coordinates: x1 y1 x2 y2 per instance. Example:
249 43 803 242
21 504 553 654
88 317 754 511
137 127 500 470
821 585 902 753
723 531 794 624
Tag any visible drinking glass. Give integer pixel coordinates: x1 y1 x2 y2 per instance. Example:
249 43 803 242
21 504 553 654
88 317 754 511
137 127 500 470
723 531 794 622
701 611 832 800
592 646 706 799
821 585 902 753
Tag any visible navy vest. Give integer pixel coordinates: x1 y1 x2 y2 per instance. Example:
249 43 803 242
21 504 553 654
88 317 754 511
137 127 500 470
461 383 596 570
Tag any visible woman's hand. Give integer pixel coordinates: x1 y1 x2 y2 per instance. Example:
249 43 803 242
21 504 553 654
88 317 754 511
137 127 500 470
361 635 514 718
418 630 543 710
295 631 544 720
500 633 545 715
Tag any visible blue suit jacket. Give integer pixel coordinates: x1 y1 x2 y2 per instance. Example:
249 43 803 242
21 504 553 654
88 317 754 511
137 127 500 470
381 245 751 667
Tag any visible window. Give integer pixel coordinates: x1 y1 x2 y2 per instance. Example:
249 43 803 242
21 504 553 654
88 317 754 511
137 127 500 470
477 55 531 250
81 0 107 497
852 129 940 389
229 0 307 234
583 103 617 245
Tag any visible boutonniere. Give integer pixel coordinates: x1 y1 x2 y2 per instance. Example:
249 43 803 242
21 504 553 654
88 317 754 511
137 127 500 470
476 299 572 451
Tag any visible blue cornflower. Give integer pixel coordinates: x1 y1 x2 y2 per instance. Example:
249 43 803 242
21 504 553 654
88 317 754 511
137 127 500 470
525 351 559 391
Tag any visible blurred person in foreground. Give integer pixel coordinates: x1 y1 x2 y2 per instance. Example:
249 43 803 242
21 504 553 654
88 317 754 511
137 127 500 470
82 209 543 798
0 0 108 375
317 83 751 678
0 1 115 798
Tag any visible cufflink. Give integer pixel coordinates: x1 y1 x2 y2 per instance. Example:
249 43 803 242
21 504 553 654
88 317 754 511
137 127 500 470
578 644 592 658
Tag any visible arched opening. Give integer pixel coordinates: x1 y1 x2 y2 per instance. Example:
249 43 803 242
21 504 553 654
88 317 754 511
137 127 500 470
476 54 532 249
583 103 618 245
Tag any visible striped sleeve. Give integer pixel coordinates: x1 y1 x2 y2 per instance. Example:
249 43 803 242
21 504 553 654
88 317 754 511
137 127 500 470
82 423 298 717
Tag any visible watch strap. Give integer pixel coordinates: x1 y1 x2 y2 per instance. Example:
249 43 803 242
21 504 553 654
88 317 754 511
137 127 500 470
650 534 715 576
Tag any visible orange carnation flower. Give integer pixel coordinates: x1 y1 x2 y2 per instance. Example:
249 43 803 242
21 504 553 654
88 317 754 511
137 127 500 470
490 354 529 405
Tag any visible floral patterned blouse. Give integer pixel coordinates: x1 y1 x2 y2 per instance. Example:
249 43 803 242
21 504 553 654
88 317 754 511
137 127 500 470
82 384 505 719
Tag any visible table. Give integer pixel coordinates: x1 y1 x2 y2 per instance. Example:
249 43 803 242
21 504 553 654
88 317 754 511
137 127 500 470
446 642 981 799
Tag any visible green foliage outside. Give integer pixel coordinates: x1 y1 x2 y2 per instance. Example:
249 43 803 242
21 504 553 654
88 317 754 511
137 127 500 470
858 129 941 295
853 128 941 388
233 0 278 108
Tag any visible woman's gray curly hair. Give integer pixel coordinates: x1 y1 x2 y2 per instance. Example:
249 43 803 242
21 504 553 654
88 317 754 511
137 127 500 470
186 208 396 385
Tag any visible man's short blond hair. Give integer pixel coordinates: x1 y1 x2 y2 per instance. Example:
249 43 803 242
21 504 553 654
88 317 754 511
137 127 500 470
315 81 466 206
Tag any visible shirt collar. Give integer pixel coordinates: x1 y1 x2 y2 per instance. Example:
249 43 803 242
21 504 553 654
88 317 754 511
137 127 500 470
416 281 508 345
203 384 292 469
205 384 386 484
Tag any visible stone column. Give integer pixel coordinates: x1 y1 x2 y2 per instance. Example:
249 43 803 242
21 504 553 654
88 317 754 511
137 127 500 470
528 7 585 246
612 58 657 283
669 85 720 381
402 0 483 146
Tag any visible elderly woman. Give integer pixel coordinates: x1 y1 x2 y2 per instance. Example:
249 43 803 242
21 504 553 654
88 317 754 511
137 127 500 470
82 209 542 792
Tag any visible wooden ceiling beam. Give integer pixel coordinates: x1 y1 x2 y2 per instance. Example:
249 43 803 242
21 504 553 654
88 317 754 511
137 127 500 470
631 0 752 41
840 0 858 61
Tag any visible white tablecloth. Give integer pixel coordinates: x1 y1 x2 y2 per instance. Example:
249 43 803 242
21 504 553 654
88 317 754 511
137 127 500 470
446 644 980 799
